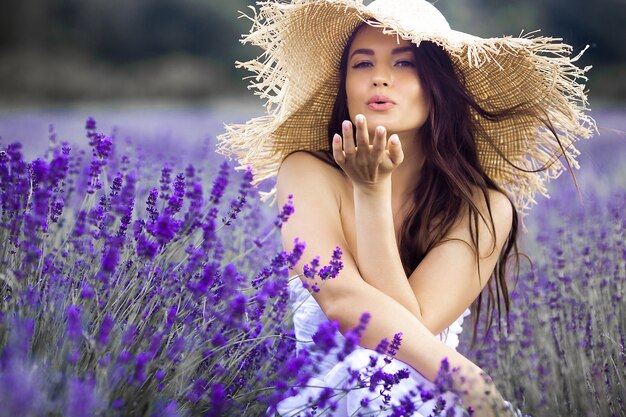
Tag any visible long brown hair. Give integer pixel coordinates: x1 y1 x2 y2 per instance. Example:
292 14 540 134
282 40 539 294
309 23 525 347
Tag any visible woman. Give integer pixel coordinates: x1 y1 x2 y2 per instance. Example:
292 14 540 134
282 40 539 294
218 0 594 415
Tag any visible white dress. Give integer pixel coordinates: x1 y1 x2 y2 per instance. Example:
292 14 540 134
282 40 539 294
272 277 472 417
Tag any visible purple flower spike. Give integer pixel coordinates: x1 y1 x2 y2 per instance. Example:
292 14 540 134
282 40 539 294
30 158 49 188
80 282 95 299
209 161 230 205
151 214 180 246
122 324 137 347
186 378 207 403
318 246 343 281
375 337 390 355
97 314 115 348
66 378 104 417
85 117 96 131
222 166 254 225
274 194 294 228
136 233 158 260
303 256 320 280
229 293 247 323
159 165 173 200
101 243 120 273
133 352 151 385
204 383 227 417
167 337 185 361
165 305 178 330
94 133 113 159
433 357 461 399
312 320 340 353
0 362 46 417
287 238 306 268
155 369 166 381
388 332 403 357
146 188 159 223
66 305 82 342
166 173 185 215
49 197 64 223
338 312 371 361
118 350 133 364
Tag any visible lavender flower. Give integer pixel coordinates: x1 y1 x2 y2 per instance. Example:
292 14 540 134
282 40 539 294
338 312 371 361
151 214 180 247
146 187 159 223
159 165 173 200
209 160 230 205
318 246 343 281
133 352 151 384
312 320 340 353
85 117 96 131
97 314 115 348
186 378 207 403
0 114 620 417
66 377 104 417
388 332 403 357
66 305 82 342
80 282 95 299
0 362 46 416
167 337 185 362
165 173 185 215
274 194 294 228
222 166 253 225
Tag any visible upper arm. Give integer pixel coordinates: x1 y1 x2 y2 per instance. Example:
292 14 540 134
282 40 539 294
276 151 364 318
407 189 514 335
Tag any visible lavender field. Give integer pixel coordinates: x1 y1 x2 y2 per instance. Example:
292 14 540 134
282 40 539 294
0 103 624 417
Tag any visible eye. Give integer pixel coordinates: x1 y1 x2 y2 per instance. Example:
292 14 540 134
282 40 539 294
352 61 373 69
395 60 416 68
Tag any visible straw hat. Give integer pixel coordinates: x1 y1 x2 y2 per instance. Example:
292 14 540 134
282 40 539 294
217 0 595 214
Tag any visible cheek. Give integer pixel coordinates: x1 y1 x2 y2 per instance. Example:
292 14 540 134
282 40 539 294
345 74 359 101
404 79 428 110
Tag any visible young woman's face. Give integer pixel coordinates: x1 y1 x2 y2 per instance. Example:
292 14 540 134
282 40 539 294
345 25 429 139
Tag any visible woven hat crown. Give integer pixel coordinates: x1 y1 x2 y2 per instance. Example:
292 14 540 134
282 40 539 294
368 0 451 33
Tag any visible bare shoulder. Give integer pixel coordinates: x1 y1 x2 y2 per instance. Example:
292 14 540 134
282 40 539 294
480 188 514 231
279 150 339 176
471 188 514 254
277 151 344 203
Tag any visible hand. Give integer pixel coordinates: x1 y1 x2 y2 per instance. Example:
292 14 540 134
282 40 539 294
331 114 404 192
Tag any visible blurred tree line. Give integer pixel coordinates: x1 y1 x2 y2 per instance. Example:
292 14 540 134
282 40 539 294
0 0 623 102
0 0 256 66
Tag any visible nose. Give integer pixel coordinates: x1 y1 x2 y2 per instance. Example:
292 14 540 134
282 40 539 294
372 67 391 87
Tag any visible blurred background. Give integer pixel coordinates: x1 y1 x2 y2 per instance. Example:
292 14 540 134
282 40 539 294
0 0 624 174
0 0 624 106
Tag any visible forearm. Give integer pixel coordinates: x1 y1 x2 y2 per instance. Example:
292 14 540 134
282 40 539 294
354 181 421 318
328 281 507 416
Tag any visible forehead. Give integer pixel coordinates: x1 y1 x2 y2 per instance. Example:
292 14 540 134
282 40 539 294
349 25 413 52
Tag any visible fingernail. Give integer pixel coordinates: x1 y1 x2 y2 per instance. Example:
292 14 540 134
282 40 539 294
377 126 385 135
390 135 399 145
343 120 351 129
333 134 340 143
356 114 364 124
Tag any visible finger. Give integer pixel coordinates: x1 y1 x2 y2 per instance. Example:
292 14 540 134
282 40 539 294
342 120 356 156
354 114 370 150
373 125 386 156
332 134 345 165
388 134 404 166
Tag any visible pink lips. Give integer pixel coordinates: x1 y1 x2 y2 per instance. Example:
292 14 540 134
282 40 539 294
367 95 396 111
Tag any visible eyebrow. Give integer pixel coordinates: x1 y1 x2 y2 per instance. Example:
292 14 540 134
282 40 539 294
350 46 413 59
